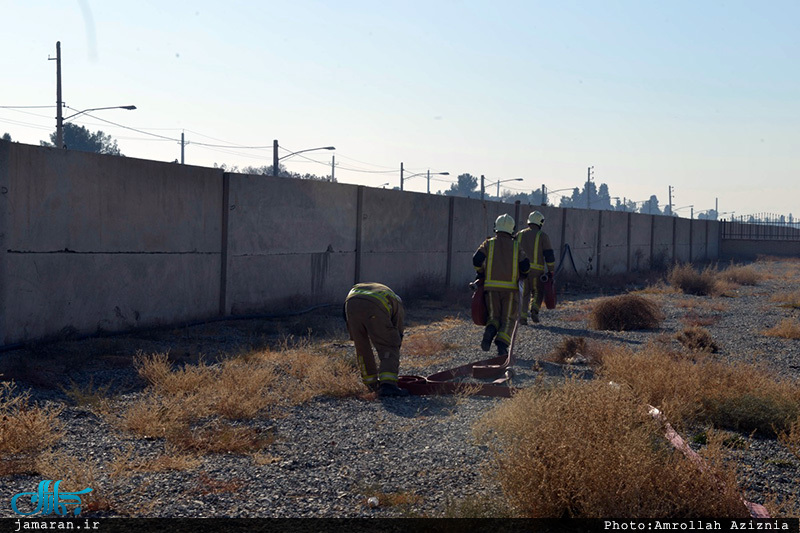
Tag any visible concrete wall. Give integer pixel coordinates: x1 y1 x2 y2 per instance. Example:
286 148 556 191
629 212 653 271
224 174 357 314
674 217 691 263
1 142 222 345
0 140 727 346
598 211 629 275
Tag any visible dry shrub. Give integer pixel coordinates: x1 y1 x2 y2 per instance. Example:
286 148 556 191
547 337 609 365
60 376 114 407
762 318 800 339
668 264 719 296
475 380 749 518
718 263 762 286
34 450 111 514
111 343 363 453
770 290 800 309
0 381 64 475
632 281 679 295
168 421 273 454
600 344 800 436
778 416 800 461
403 331 457 357
676 326 719 353
589 294 664 331
107 445 201 477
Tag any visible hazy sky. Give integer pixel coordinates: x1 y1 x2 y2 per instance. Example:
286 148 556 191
2 1 798 218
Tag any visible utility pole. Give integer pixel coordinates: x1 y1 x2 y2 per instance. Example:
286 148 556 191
50 41 64 149
542 184 547 206
586 166 593 209
715 197 718 219
480 174 485 201
427 169 430 194
180 131 186 164
272 140 280 177
400 162 404 191
331 155 335 182
668 185 673 215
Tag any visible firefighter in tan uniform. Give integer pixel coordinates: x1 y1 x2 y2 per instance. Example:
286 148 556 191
472 214 530 356
517 211 555 324
344 282 409 397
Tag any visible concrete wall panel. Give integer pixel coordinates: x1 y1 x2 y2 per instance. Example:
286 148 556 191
629 213 652 271
0 142 9 344
8 144 221 252
225 174 358 313
563 209 599 275
226 253 355 314
2 142 223 345
5 253 220 342
690 220 708 261
707 221 720 258
599 211 629 275
720 239 800 260
675 218 691 263
652 215 674 268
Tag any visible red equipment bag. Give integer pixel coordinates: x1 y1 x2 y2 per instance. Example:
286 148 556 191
542 273 556 309
470 280 487 325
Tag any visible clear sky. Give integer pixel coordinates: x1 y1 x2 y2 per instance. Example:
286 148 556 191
2 0 798 218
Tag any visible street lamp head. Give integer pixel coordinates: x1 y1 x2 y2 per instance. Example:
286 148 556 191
121 105 137 110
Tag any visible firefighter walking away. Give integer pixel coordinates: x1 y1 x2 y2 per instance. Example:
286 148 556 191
344 282 409 397
472 214 530 356
516 210 555 324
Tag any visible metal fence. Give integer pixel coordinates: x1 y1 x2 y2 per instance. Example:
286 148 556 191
721 220 800 241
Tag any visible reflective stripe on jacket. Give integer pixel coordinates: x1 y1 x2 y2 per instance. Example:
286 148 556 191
474 233 529 291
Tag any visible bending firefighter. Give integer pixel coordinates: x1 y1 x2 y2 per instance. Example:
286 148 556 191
344 282 409 397
516 210 555 324
472 214 530 356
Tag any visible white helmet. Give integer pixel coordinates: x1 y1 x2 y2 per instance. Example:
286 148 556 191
494 214 515 234
528 211 545 226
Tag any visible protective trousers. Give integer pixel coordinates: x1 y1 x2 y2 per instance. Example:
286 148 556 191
345 297 402 387
486 290 518 347
522 271 545 318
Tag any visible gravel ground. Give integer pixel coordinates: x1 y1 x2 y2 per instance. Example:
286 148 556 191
1 259 799 519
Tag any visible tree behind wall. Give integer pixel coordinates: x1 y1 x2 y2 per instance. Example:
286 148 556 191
42 123 122 155
2 133 11 141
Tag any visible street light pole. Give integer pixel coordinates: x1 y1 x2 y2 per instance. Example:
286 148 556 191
273 140 335 176
400 162 404 191
50 41 64 149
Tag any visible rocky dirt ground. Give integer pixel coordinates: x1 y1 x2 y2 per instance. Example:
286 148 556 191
1 258 799 519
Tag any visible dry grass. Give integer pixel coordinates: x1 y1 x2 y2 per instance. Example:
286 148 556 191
718 263 762 286
475 380 750 518
668 264 720 296
770 290 800 309
677 299 729 312
676 326 719 353
106 342 363 454
34 450 112 514
60 376 114 407
403 331 458 358
762 318 800 339
0 381 65 476
599 343 800 436
589 294 664 331
679 311 720 327
778 415 800 461
107 445 202 477
546 337 609 366
632 281 680 295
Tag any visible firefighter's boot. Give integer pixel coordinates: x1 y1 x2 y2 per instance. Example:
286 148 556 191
496 341 509 357
530 308 540 323
481 325 498 352
379 382 410 397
